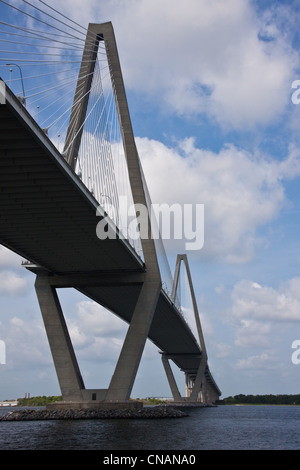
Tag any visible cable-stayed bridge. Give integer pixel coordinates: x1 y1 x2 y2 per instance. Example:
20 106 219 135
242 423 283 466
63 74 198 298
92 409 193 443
0 1 221 406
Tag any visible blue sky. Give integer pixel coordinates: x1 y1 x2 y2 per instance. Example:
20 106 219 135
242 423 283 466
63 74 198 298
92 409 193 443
1 0 300 400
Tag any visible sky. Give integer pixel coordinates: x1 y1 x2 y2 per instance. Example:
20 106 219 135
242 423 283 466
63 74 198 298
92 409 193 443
1 0 300 400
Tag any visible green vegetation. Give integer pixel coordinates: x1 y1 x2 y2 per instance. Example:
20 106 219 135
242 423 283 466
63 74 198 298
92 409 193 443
17 395 62 406
15 394 300 406
16 396 168 407
219 394 300 405
135 398 169 405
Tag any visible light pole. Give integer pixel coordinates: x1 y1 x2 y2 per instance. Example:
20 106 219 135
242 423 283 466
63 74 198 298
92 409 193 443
6 63 26 105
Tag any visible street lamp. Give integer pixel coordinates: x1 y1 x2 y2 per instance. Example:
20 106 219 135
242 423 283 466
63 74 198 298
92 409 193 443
6 63 26 105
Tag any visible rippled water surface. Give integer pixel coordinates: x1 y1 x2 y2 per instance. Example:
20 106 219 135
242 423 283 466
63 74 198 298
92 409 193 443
0 405 300 450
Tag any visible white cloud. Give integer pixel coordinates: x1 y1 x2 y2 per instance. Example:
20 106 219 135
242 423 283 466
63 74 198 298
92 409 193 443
232 278 300 322
66 300 128 362
0 271 28 296
0 246 22 269
45 0 298 129
4 316 51 368
75 301 127 336
236 351 278 371
235 319 271 348
225 277 300 370
65 300 162 366
214 343 232 359
137 137 300 263
104 0 296 128
211 275 300 380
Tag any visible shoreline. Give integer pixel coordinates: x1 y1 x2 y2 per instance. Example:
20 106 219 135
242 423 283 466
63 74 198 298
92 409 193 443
226 403 300 406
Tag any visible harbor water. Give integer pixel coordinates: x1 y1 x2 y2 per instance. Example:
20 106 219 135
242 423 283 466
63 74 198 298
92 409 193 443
0 404 300 452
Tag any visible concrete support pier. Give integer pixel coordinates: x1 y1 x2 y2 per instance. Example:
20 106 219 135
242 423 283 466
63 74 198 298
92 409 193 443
35 272 85 402
33 23 162 408
161 354 182 402
105 277 161 402
26 23 221 410
98 22 162 403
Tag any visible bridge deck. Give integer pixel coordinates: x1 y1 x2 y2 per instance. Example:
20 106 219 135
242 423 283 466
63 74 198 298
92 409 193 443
0 81 220 393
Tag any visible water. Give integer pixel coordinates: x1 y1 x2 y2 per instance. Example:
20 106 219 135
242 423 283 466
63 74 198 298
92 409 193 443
0 405 299 451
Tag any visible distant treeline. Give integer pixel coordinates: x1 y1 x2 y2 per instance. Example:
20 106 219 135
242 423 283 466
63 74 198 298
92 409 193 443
17 396 62 406
16 394 300 406
220 394 300 405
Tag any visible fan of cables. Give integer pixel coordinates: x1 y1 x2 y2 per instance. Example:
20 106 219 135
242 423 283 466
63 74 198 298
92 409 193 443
0 0 145 256
0 0 186 298
0 0 97 147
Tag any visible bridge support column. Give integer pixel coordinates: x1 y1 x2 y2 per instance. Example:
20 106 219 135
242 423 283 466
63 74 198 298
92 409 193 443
161 354 182 402
105 276 161 402
95 21 163 403
206 382 217 404
35 272 84 401
189 356 208 402
201 378 208 403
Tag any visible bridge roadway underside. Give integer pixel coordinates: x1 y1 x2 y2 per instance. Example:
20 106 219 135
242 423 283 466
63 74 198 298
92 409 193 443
0 84 219 395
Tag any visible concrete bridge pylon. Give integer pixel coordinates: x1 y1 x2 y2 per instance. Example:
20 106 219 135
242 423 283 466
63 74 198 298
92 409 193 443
0 21 222 409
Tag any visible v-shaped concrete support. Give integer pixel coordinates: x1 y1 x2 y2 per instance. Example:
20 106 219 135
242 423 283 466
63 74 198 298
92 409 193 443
167 254 208 402
62 22 162 403
96 23 162 402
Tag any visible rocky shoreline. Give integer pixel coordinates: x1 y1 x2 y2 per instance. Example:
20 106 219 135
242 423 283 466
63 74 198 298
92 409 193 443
0 406 189 421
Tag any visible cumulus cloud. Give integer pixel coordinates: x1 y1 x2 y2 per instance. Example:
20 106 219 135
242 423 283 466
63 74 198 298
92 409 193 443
137 137 300 263
107 0 297 128
0 271 28 296
227 277 300 363
4 316 51 368
65 300 161 366
214 343 232 359
234 319 271 348
75 301 127 336
0 248 29 296
66 300 128 362
232 278 300 322
45 0 298 129
0 246 22 269
236 351 278 371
